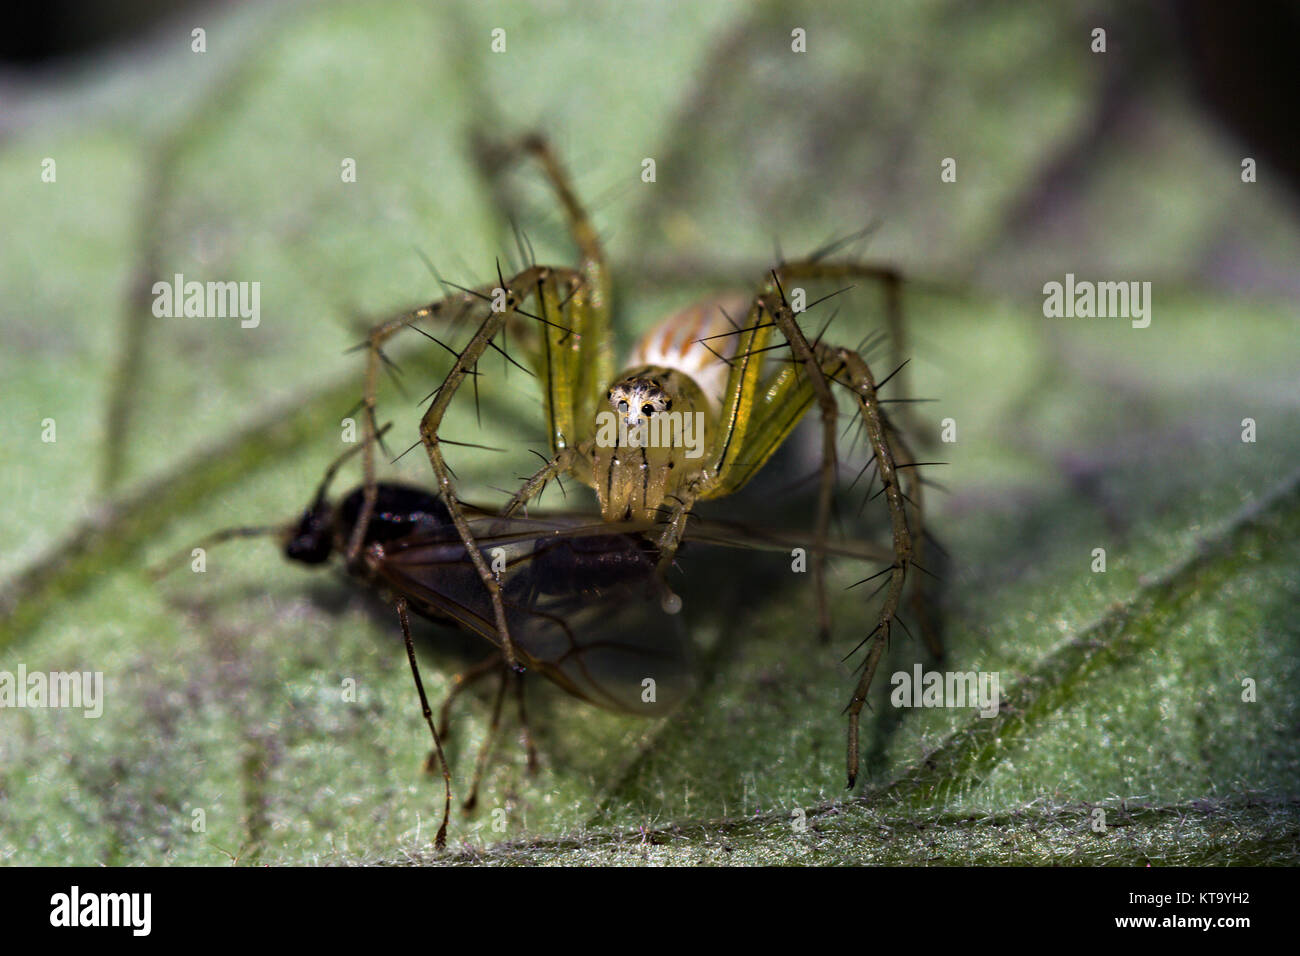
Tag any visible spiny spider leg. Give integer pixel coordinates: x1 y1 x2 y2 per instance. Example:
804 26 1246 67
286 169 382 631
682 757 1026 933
771 260 930 662
349 281 496 567
641 257 930 787
411 265 584 670
501 446 576 517
769 262 930 787
348 135 611 671
321 137 611 830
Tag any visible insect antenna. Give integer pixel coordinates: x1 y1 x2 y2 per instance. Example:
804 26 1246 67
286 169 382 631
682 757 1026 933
315 420 394 494
149 423 396 580
146 524 285 581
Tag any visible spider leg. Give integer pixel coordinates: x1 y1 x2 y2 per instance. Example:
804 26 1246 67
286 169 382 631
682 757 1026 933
769 260 923 442
415 265 581 671
474 132 615 434
652 298 773 572
519 135 609 300
830 347 914 789
348 280 504 568
761 288 844 647
729 299 921 789
349 133 612 569
500 446 578 517
879 410 940 658
769 259 936 656
671 256 931 788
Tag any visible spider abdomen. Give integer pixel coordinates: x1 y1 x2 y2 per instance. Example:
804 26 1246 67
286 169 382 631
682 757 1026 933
625 293 750 411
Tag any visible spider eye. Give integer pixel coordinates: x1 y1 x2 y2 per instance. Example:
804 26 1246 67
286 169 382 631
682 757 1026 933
641 404 654 416
617 400 629 413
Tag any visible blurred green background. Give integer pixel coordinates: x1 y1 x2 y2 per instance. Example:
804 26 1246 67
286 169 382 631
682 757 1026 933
1 0 1297 865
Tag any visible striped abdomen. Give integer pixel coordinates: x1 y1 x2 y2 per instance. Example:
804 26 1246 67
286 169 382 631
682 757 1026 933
624 293 750 411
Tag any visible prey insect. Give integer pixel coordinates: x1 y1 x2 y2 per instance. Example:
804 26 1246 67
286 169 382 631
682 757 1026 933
171 429 892 848
352 134 936 794
171 430 698 849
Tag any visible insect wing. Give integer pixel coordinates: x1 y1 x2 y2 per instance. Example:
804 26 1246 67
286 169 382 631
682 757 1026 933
371 513 696 714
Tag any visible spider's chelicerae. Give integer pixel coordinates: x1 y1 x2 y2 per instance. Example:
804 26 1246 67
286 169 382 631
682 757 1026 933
349 135 934 791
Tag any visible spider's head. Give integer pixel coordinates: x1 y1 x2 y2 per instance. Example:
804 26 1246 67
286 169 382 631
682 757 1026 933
607 377 672 428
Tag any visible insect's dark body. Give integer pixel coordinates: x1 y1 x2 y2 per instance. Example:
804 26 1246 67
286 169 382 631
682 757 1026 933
281 481 691 712
286 482 452 567
285 481 658 607
525 530 658 595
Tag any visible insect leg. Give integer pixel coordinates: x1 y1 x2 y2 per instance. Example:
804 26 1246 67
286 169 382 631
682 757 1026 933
513 671 539 775
461 665 510 813
395 596 451 850
434 652 503 743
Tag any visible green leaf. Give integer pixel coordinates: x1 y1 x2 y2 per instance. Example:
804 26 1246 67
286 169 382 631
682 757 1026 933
2 0 1297 865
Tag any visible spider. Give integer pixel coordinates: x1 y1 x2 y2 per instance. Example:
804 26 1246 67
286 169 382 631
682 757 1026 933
348 135 934 791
